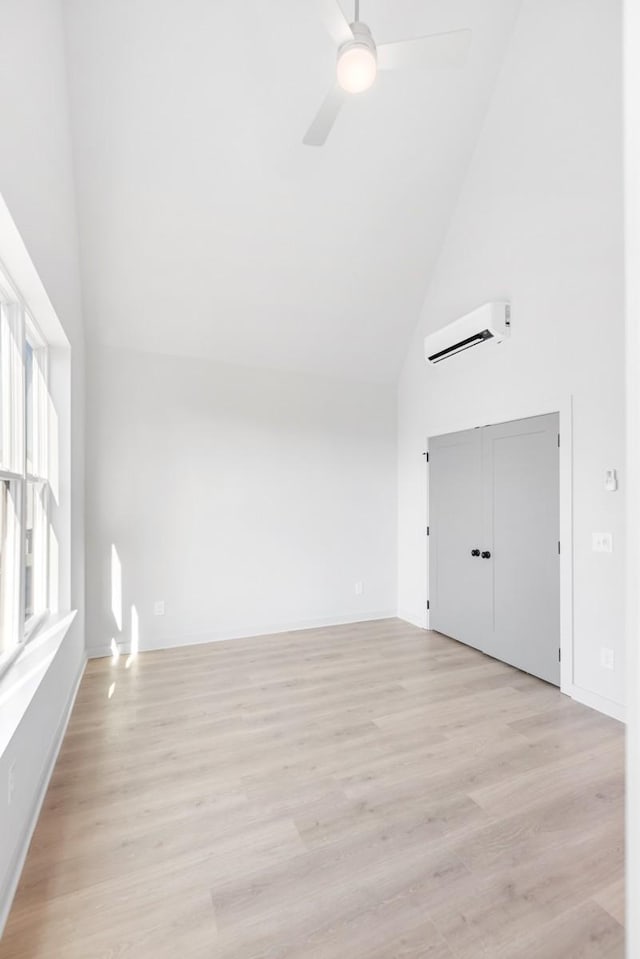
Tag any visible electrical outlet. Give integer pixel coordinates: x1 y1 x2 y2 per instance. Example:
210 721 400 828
592 532 613 553
600 647 615 670
354 581 363 596
153 600 165 616
7 762 16 806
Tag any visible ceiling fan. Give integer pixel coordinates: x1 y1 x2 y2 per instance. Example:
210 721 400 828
303 0 472 146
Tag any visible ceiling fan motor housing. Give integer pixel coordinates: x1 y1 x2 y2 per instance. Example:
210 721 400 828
340 21 377 61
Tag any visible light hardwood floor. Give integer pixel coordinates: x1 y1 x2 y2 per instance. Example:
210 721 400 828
0 619 625 958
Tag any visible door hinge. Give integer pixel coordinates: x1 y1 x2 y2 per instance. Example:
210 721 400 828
558 541 561 554
558 433 560 448
423 451 429 462
558 647 561 662
427 600 430 611
427 526 430 536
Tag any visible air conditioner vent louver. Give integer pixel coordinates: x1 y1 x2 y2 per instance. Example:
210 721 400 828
428 329 494 364
424 302 511 367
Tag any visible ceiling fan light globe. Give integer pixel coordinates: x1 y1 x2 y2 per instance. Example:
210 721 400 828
336 45 377 93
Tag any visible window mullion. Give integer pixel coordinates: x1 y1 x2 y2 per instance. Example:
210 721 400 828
3 302 25 474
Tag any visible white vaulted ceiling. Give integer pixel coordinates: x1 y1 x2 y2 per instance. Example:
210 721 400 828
64 0 521 383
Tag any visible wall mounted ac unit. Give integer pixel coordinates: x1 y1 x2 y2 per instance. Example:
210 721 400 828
424 301 511 365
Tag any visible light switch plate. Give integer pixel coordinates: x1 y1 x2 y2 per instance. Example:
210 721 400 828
600 647 615 670
153 600 165 616
592 532 613 553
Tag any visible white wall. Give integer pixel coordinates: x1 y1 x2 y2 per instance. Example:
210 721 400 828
85 345 396 656
397 0 625 714
0 0 85 926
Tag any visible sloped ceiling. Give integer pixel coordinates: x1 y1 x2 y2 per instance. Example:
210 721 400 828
64 0 521 383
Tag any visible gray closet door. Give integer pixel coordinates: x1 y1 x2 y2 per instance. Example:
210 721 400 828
428 428 490 651
428 413 560 686
481 413 560 685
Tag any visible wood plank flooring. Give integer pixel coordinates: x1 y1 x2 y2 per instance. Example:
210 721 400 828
0 619 625 958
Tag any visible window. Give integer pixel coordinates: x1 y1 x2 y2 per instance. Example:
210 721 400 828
0 273 52 665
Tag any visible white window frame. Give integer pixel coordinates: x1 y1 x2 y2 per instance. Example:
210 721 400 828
0 269 52 673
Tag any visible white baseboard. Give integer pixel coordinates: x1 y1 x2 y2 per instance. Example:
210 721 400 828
88 610 399 659
0 653 86 936
566 682 626 723
89 644 117 659
397 609 428 630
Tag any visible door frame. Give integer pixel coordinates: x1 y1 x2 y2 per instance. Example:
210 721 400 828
625 0 640 946
425 396 575 700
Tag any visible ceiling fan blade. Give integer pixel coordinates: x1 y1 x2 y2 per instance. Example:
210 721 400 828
320 0 354 46
377 28 472 72
303 84 346 146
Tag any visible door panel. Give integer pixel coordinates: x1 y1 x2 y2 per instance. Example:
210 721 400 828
428 413 560 687
428 429 489 650
482 413 560 685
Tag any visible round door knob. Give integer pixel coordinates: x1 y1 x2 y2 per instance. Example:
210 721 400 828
471 549 480 557
481 550 492 559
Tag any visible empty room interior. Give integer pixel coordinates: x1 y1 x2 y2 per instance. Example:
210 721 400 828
1 0 639 957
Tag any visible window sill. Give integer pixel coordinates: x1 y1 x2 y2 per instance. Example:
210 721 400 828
0 610 78 757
